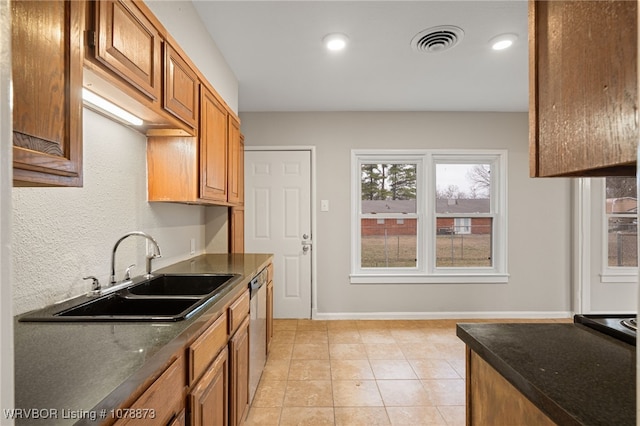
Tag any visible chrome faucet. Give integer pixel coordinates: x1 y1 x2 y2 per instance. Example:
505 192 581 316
110 231 162 285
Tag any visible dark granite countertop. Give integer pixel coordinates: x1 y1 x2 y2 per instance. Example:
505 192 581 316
457 323 636 426
13 253 272 426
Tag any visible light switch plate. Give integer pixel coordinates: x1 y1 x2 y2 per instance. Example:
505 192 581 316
321 200 329 211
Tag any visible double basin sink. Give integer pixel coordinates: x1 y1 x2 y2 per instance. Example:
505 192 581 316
20 274 239 322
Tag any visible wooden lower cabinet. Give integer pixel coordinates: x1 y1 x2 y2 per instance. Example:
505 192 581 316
229 317 250 426
189 347 228 426
109 275 269 426
114 356 186 426
467 349 555 425
168 409 186 426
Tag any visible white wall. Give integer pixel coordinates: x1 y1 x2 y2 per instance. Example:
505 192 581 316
145 0 239 113
1 0 14 420
240 111 573 317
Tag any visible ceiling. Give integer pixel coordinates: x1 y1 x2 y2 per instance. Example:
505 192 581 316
192 1 529 112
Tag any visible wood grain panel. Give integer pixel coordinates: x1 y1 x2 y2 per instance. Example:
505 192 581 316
189 313 228 385
228 289 249 335
468 349 556 426
229 207 245 254
12 0 83 186
229 317 250 426
189 347 228 426
227 116 243 205
96 0 161 100
147 135 199 202
200 86 228 202
164 44 199 128
530 0 637 177
114 356 186 426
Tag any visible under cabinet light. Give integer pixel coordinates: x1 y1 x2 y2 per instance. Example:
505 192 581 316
82 88 144 126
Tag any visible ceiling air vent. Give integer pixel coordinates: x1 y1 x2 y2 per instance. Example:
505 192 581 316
411 25 464 53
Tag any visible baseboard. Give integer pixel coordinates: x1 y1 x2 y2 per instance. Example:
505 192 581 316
311 309 573 320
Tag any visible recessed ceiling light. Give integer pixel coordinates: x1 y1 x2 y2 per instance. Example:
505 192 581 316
490 33 518 50
323 33 349 51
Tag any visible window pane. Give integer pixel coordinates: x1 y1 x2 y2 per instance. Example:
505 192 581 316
436 164 490 213
606 177 637 215
361 218 417 268
608 217 638 267
436 218 492 267
605 177 637 267
361 163 417 213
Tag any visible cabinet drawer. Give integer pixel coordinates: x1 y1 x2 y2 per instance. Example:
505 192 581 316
228 290 249 335
115 355 186 425
189 313 228 385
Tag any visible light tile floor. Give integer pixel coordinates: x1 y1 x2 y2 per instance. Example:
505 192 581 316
244 318 570 425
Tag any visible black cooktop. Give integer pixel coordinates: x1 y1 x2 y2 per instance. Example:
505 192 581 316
574 314 636 346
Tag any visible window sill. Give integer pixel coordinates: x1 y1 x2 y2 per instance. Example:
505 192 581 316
600 271 638 284
349 273 509 284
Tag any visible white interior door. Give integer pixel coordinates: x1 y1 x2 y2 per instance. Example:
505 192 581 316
245 149 312 319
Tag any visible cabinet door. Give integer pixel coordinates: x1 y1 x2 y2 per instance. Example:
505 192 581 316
115 356 186 426
168 410 186 426
190 347 228 426
199 87 228 202
12 0 83 187
94 0 162 101
529 0 637 177
227 116 244 205
229 317 250 426
164 44 198 129
229 207 245 254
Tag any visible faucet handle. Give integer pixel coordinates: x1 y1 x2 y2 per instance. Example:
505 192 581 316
124 264 136 281
83 276 100 293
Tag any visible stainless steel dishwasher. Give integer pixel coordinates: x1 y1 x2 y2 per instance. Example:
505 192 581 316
248 267 268 403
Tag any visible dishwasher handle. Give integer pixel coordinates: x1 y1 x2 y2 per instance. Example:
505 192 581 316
249 267 268 297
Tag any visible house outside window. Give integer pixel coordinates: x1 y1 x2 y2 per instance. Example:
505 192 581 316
605 177 637 269
351 149 508 284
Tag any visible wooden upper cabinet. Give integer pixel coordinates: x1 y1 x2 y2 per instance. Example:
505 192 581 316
12 0 83 187
529 0 638 177
164 44 199 129
200 86 229 202
227 116 244 205
93 0 162 101
229 207 245 254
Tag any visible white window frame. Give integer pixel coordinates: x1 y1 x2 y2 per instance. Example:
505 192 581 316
353 153 425 275
599 178 638 283
351 149 508 284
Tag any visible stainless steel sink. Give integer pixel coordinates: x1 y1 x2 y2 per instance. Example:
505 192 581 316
128 274 235 296
18 273 240 322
